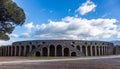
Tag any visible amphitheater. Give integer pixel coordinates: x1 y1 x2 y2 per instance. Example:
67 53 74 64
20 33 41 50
0 40 114 57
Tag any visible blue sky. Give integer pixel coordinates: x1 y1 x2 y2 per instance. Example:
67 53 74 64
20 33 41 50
1 0 120 45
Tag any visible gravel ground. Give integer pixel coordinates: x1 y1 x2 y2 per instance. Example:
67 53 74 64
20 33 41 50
0 56 120 69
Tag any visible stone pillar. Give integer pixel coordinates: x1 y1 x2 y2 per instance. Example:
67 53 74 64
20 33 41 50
98 46 100 56
85 46 88 56
104 46 106 55
62 47 64 56
105 47 106 55
48 47 50 56
102 46 104 55
95 46 97 56
4 47 6 56
106 47 108 55
6 46 8 56
80 46 82 52
14 46 16 56
55 46 56 57
10 46 13 56
41 48 43 56
24 46 26 56
90 46 93 56
19 46 21 56
29 45 32 53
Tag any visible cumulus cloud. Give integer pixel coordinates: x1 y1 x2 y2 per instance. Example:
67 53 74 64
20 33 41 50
19 33 31 38
34 16 118 40
24 22 34 32
76 0 97 15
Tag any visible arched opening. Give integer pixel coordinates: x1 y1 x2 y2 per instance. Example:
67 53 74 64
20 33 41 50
16 46 19 56
105 46 107 55
9 46 11 56
100 46 102 56
1 48 3 56
57 45 62 56
92 46 95 56
97 46 99 56
82 46 86 56
2 47 5 56
12 46 15 56
50 45 55 56
35 51 41 56
42 47 48 56
64 48 69 56
87 46 91 56
26 45 30 56
6 46 8 56
76 45 80 51
71 52 76 56
32 45 36 51
20 46 24 56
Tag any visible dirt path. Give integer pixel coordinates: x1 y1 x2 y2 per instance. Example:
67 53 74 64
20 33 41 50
0 55 120 65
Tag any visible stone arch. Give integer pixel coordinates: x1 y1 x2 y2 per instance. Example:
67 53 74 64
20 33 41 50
20 46 24 56
71 52 76 56
49 45 55 56
76 45 80 51
92 46 95 56
42 47 48 56
16 46 19 56
64 47 69 56
82 46 86 56
87 46 91 56
26 45 30 56
56 45 62 56
35 51 41 56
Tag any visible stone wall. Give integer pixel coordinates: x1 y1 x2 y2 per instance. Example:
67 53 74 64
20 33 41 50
0 40 114 57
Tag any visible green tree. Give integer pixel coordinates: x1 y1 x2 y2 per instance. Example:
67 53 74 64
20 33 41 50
0 0 25 40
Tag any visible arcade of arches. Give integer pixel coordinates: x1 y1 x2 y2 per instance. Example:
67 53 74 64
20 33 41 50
0 45 113 57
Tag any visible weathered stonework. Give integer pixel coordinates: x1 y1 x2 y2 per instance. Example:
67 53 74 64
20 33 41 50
113 45 120 55
0 40 114 57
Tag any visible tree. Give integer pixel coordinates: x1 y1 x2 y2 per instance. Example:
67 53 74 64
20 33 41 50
0 0 25 40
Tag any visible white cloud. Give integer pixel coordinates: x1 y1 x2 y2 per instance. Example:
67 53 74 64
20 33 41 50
0 40 13 46
76 0 97 15
9 34 19 38
19 33 31 38
10 33 31 38
68 9 71 12
24 22 34 32
34 16 118 40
